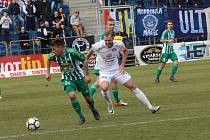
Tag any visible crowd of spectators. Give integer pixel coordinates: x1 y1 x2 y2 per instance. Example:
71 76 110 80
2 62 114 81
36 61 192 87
0 0 85 55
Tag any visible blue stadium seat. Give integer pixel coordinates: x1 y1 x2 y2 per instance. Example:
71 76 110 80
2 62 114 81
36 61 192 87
10 44 20 56
63 5 70 15
66 28 73 37
0 44 7 57
11 32 20 41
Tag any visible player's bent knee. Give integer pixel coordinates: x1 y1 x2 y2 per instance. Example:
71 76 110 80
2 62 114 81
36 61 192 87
124 80 136 91
99 81 109 91
100 84 109 91
100 86 109 91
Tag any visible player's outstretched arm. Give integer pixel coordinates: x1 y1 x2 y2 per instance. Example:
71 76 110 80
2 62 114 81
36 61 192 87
45 60 51 81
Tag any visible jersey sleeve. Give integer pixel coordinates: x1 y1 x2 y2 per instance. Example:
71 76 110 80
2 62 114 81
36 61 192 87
172 30 176 38
66 48 86 62
48 52 56 61
91 41 103 52
116 40 126 51
160 30 168 40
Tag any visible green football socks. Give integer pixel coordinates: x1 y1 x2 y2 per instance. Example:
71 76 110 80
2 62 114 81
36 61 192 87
71 99 84 118
156 66 162 78
89 83 98 96
112 88 120 102
171 64 178 77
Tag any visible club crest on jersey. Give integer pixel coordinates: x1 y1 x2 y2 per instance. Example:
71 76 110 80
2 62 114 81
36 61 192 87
60 63 74 72
72 38 90 52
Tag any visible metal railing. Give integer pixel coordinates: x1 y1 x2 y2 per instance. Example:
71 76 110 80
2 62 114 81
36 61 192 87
9 39 42 56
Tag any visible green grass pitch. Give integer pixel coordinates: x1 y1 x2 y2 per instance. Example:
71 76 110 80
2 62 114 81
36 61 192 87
0 60 210 140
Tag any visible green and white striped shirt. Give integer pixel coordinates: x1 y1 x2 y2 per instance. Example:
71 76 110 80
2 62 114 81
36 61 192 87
160 29 175 54
48 48 85 81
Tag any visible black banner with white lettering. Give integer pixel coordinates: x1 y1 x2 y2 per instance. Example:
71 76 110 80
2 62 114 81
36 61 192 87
167 7 207 39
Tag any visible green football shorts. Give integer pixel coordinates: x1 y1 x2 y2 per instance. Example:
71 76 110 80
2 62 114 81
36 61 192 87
63 78 89 96
160 52 178 63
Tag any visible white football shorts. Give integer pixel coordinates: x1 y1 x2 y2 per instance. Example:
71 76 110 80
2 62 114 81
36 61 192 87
99 70 131 85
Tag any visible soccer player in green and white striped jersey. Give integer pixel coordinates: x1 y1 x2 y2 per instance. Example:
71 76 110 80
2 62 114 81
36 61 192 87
155 20 178 83
45 39 100 124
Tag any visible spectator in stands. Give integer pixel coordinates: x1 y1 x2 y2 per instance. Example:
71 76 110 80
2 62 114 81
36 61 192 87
40 0 51 21
44 20 53 38
52 11 64 27
58 7 65 18
37 20 50 54
0 11 12 44
51 0 62 12
52 23 63 38
23 0 36 31
19 26 30 55
8 0 24 32
37 20 46 38
33 0 42 21
70 11 84 37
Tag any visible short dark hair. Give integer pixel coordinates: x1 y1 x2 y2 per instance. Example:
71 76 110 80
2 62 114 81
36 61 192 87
167 20 173 24
51 38 64 47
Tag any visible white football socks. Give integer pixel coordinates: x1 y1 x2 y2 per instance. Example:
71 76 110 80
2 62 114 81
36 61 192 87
133 88 153 110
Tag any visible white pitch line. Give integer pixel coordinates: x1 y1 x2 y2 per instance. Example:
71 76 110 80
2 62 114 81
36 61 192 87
0 115 209 139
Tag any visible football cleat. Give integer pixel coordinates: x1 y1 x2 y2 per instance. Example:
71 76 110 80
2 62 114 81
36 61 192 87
107 103 114 115
155 77 160 84
78 117 86 125
92 109 100 120
151 106 160 113
169 76 178 82
114 100 128 107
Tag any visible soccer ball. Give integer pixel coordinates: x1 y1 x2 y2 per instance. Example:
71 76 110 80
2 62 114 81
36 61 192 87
26 117 40 131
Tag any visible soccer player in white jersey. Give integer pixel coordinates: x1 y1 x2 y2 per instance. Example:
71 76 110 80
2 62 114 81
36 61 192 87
86 30 160 114
89 17 128 107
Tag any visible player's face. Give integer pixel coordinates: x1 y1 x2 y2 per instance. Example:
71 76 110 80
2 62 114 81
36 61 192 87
167 22 173 30
104 36 114 48
51 46 64 56
106 21 115 31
